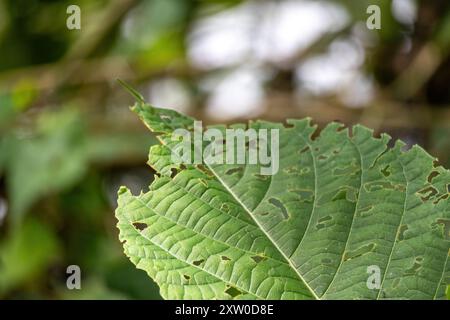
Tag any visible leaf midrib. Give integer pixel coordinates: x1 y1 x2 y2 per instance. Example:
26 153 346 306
151 121 320 300
204 161 319 300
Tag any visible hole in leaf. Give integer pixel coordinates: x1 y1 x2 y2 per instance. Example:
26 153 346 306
268 198 289 220
225 286 242 298
250 255 267 263
434 193 449 204
225 167 243 175
221 256 231 261
381 165 391 177
170 168 178 178
196 164 213 176
299 146 310 154
416 186 438 202
343 243 376 261
193 259 205 266
132 222 148 231
183 274 190 281
316 223 326 230
427 171 439 183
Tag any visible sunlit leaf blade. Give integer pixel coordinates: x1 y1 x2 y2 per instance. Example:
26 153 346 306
116 99 450 300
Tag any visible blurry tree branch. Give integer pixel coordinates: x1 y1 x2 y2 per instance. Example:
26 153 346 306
57 0 141 89
0 0 141 93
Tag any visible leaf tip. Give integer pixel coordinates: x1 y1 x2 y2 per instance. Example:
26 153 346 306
116 79 145 103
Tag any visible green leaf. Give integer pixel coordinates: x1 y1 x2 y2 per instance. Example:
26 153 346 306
115 99 450 300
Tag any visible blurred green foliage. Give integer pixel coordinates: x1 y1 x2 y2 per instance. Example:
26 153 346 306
0 218 61 294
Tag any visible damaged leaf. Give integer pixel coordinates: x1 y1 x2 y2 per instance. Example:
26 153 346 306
115 95 449 300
